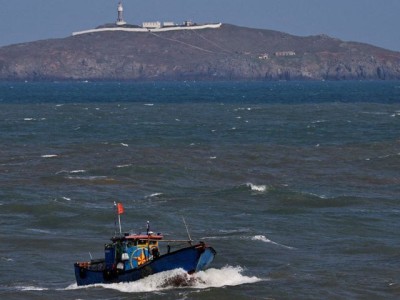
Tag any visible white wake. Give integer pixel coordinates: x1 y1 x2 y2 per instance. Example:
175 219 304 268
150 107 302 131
66 266 261 293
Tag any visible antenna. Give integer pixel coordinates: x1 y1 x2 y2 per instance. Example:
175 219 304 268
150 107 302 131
182 217 193 245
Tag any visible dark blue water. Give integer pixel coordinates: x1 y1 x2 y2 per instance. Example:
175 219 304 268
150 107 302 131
0 81 399 299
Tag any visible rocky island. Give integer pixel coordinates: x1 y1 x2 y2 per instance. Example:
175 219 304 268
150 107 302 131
0 2 399 81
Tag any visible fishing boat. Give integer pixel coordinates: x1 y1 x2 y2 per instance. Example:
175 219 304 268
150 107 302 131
74 202 216 286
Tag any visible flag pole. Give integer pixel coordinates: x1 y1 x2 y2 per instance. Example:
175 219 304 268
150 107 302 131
114 201 118 236
118 214 122 236
114 201 123 236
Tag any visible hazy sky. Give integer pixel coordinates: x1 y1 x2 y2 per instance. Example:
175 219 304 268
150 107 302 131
1 0 399 51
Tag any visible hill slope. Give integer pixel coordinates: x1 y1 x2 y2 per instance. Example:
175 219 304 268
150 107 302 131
0 24 399 81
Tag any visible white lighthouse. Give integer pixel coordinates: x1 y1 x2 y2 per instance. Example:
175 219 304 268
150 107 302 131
116 1 127 26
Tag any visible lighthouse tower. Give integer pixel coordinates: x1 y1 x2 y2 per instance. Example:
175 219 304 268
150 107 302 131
116 1 127 26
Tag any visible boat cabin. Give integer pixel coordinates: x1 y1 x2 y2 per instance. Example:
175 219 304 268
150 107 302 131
106 232 163 271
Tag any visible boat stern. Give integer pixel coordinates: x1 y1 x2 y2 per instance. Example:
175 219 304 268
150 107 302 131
74 261 107 286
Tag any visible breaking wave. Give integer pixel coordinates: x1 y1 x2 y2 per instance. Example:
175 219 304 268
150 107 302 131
66 266 261 293
1 257 14 262
145 193 163 199
69 170 86 174
116 164 132 168
246 183 267 192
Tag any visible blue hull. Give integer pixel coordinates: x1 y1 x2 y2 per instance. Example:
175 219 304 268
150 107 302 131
74 244 216 286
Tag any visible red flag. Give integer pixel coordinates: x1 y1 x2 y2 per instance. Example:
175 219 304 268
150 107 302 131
117 202 124 215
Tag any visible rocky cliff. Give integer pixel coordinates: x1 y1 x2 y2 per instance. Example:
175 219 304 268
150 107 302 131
0 24 399 81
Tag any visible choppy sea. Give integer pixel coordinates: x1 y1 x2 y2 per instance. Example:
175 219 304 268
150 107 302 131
0 81 399 299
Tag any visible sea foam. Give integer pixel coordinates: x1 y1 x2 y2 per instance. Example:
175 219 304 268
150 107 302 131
16 286 49 291
251 235 294 250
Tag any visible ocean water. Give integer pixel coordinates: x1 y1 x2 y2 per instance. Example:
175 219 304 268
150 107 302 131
0 81 399 299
